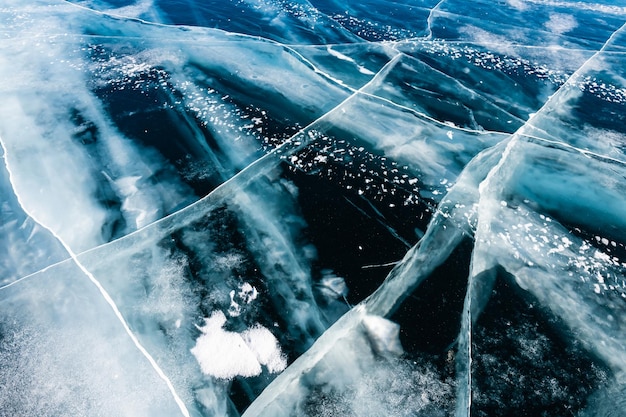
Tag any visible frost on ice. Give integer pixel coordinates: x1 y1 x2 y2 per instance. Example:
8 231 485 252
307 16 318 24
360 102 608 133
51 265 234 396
1 0 626 416
191 310 286 379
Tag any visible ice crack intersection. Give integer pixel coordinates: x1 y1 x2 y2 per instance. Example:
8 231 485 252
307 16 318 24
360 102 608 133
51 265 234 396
522 21 626 136
455 21 626 417
0 138 191 417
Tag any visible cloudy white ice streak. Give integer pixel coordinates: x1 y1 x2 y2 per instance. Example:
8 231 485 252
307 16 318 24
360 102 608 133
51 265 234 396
0 0 202 253
452 20 626 417
0 139 192 417
454 135 518 417
0 89 108 252
2 0 626 415
241 8 626 417
526 0 626 15
0 160 69 285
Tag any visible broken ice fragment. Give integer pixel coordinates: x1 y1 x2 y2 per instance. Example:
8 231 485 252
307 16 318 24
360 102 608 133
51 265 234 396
316 270 349 301
228 282 259 317
361 314 404 357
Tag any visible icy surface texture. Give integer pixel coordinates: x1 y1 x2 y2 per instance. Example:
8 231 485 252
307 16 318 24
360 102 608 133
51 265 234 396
1 0 626 416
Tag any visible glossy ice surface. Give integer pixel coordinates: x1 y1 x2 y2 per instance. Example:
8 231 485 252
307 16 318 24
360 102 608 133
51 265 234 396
1 1 626 416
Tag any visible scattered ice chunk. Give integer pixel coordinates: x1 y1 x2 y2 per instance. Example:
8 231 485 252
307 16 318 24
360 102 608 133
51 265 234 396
361 315 404 357
228 282 259 317
317 271 349 301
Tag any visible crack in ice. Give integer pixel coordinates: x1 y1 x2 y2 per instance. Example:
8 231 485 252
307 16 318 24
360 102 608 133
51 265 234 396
454 20 626 417
0 138 191 417
425 0 446 40
0 51 404 290
122 52 408 231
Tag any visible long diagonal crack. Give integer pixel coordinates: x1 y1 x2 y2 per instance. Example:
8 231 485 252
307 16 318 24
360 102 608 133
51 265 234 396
455 20 626 417
0 138 192 417
0 50 407 417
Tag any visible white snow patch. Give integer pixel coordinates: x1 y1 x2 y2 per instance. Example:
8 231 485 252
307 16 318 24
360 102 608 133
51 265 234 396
241 326 288 373
191 311 287 379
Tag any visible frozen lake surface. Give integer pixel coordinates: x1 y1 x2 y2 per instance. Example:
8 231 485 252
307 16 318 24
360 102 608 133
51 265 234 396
1 0 626 415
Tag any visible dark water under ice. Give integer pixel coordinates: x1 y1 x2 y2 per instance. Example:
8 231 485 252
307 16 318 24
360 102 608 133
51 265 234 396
1 0 626 416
